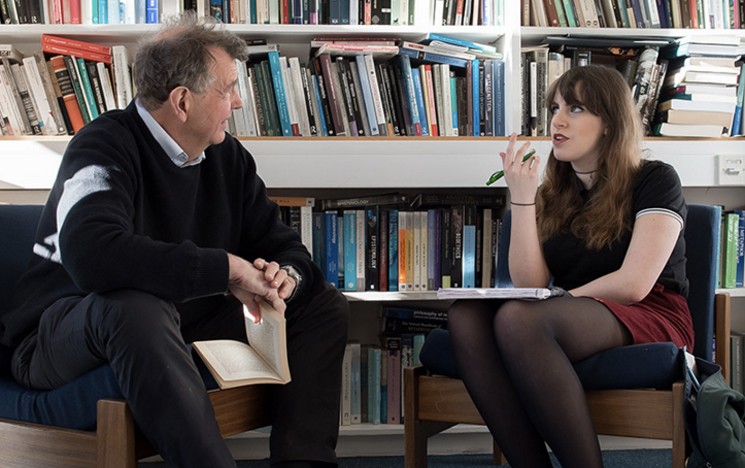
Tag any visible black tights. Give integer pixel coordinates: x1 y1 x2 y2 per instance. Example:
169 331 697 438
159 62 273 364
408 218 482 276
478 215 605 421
447 297 633 468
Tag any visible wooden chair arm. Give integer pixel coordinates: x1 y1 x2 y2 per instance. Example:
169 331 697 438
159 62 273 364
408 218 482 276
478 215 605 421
715 293 731 384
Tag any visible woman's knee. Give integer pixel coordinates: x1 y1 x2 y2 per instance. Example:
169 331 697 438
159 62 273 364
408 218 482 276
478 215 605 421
493 300 550 346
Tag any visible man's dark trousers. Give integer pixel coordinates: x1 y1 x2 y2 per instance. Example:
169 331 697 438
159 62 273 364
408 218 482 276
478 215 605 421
11 278 349 468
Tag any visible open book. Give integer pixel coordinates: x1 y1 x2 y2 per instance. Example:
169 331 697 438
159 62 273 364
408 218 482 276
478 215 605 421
193 301 290 389
436 287 567 300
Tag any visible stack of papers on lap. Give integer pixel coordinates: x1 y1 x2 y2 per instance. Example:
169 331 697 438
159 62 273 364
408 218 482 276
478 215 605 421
436 288 558 300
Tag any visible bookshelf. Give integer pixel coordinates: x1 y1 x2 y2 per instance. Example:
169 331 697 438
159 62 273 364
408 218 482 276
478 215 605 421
2 0 745 454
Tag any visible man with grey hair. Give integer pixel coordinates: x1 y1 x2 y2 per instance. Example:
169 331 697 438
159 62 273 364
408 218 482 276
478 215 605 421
3 14 348 468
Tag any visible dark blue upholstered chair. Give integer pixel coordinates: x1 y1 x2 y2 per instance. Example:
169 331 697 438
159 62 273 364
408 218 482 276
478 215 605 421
0 205 271 468
404 204 730 468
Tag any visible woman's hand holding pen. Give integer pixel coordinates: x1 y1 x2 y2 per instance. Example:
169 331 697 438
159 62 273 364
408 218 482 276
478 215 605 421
499 133 540 205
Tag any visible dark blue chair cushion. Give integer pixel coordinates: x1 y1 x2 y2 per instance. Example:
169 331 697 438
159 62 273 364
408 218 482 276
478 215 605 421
0 346 219 431
420 328 684 391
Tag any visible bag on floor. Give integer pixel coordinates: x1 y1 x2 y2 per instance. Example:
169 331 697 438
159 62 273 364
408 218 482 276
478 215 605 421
684 354 745 468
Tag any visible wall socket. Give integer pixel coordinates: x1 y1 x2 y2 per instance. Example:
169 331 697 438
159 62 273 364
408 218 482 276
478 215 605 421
717 155 745 186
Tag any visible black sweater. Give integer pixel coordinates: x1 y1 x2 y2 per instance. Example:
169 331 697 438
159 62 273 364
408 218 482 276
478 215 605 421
1 102 315 348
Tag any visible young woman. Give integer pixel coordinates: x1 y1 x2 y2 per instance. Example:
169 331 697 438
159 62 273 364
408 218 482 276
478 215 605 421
447 65 693 467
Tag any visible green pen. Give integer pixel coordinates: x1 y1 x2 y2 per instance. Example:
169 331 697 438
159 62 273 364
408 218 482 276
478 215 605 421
485 150 536 186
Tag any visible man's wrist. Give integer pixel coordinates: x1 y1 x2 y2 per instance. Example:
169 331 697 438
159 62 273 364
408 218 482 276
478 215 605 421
280 265 302 299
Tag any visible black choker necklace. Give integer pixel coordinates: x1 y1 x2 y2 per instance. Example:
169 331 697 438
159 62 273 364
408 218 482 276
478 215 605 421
574 169 597 175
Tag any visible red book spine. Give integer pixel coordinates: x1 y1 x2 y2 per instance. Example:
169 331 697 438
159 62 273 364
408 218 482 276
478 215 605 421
42 43 113 64
42 34 112 55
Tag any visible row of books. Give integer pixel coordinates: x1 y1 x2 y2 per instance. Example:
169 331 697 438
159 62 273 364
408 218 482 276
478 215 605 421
190 0 503 26
311 197 506 292
0 36 133 136
232 38 506 138
340 305 447 425
520 34 744 138
525 0 745 29
1 0 161 24
653 35 743 138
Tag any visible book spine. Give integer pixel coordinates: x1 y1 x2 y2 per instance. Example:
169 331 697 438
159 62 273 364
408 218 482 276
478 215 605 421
366 206 379 291
398 55 421 136
318 54 347 136
411 68 429 136
50 55 85 133
354 55 380 136
343 210 357 291
22 56 58 135
325 211 339 287
355 208 366 291
388 209 399 291
267 52 293 137
111 45 132 109
423 65 438 136
11 63 42 134
397 210 407 291
42 34 112 55
75 58 99 120
379 209 389 291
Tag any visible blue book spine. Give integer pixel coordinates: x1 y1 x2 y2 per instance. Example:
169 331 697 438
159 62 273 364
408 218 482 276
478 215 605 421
98 0 108 23
340 0 349 23
471 59 479 136
388 209 399 291
368 347 381 425
76 58 99 120
736 210 745 288
92 0 99 23
397 47 467 68
411 68 429 136
267 51 293 137
312 74 329 137
450 73 458 133
355 55 380 136
343 210 357 291
135 0 145 22
420 32 498 53
398 55 422 136
462 224 476 288
732 63 745 136
249 0 257 23
146 0 157 22
293 0 303 22
325 211 339 287
492 59 505 136
329 0 340 23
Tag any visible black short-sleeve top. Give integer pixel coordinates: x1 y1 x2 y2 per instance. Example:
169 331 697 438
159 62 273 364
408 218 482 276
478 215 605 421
542 161 688 297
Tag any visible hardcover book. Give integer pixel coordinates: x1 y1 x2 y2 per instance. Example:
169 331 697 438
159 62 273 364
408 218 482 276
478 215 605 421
193 302 290 389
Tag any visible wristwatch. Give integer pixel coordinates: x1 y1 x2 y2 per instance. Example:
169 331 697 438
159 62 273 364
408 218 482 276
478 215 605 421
280 265 302 298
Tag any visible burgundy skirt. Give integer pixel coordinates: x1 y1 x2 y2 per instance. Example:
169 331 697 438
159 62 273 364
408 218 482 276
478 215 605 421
592 283 694 350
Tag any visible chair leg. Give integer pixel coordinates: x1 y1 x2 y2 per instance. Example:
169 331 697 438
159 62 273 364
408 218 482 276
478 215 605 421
672 382 686 468
96 399 137 468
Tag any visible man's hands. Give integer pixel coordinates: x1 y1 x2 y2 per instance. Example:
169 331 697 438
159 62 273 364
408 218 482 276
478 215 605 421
227 254 297 322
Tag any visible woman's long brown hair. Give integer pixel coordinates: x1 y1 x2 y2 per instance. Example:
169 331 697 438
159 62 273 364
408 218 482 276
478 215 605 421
537 65 645 250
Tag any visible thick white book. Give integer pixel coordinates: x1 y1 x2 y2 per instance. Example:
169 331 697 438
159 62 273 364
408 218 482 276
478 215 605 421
193 302 290 389
436 287 567 300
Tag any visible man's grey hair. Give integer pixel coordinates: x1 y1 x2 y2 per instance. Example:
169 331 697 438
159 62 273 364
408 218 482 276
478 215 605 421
133 12 249 110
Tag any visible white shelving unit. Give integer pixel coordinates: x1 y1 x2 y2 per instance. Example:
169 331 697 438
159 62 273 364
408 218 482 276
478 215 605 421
2 2 745 456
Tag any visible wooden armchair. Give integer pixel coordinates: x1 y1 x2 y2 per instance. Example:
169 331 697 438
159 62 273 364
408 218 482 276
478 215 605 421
0 205 272 467
405 204 728 468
